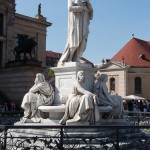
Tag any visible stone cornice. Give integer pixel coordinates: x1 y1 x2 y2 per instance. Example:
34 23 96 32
0 0 15 4
0 36 6 41
130 66 150 68
5 0 15 3
15 13 52 27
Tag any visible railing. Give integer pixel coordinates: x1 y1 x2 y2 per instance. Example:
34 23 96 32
0 111 150 149
124 111 150 126
0 125 150 150
0 111 23 125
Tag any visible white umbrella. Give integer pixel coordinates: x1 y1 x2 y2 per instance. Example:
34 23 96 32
123 95 146 100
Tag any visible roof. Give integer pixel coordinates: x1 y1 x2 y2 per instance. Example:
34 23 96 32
45 51 61 59
45 51 94 66
111 38 150 67
15 13 52 27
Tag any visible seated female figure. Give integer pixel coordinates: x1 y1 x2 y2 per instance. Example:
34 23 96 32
59 71 100 125
93 74 123 119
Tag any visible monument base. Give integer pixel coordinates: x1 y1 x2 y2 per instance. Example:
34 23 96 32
52 62 96 104
6 59 42 67
6 119 142 149
0 65 44 106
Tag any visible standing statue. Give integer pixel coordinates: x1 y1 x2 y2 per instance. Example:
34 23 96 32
59 71 100 125
93 74 123 119
21 73 54 123
58 0 93 65
38 3 41 15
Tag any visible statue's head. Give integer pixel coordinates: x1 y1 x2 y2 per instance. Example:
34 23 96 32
99 74 108 82
73 0 82 5
77 71 85 82
35 73 45 84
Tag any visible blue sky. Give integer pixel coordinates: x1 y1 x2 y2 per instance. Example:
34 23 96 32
15 0 150 64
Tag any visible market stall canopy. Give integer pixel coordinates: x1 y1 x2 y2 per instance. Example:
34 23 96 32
122 95 146 100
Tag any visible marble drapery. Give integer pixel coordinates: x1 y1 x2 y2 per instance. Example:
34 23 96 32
59 71 100 125
58 0 93 65
21 73 54 123
93 74 123 119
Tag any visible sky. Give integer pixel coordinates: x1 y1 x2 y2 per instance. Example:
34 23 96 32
15 0 150 65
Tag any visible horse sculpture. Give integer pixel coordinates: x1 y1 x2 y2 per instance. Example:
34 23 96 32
14 34 37 60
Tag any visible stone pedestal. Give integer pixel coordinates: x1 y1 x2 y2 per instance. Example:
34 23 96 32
0 65 44 106
52 62 96 104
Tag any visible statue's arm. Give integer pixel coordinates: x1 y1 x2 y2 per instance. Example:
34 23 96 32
29 84 40 93
69 5 84 12
87 2 93 20
102 83 112 101
68 0 84 13
93 81 99 94
75 82 93 96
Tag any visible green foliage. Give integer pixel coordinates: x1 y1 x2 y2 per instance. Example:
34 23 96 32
48 68 54 77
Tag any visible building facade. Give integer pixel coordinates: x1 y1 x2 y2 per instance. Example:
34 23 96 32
0 0 52 106
98 38 150 100
0 0 51 68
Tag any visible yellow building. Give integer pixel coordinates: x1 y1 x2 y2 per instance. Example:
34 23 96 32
98 37 150 100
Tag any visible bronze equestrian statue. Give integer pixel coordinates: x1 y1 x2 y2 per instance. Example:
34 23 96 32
14 34 37 60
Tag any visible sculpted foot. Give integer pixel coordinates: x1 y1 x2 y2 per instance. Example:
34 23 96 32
57 61 64 67
59 117 68 125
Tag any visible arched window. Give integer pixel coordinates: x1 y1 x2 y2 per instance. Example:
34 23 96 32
110 77 115 91
135 77 141 94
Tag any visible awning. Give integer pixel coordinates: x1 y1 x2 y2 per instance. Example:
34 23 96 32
122 95 146 100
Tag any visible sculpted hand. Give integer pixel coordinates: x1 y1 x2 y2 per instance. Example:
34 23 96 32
87 92 95 98
83 6 88 11
111 103 117 108
91 93 96 97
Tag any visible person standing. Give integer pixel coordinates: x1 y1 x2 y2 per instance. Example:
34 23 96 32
58 0 93 65
143 101 147 112
128 100 133 111
139 100 144 112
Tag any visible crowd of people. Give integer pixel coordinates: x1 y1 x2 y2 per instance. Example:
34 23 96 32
125 100 150 112
0 102 16 112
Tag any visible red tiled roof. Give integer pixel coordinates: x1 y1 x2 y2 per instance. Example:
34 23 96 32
111 38 150 67
45 51 61 59
45 51 94 66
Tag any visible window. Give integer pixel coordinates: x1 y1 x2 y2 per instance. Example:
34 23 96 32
46 57 58 67
0 14 3 35
110 77 115 91
0 41 3 67
135 77 141 94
